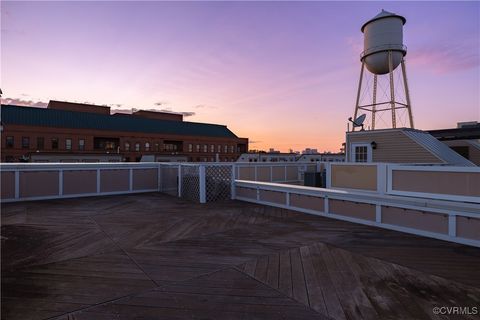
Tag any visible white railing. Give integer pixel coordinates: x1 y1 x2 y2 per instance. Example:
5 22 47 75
234 180 480 248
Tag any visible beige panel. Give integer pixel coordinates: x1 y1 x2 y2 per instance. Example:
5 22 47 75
238 167 255 181
456 216 480 240
19 171 59 198
63 170 97 195
290 194 324 212
133 169 158 190
236 187 257 199
272 166 286 182
382 206 448 234
260 190 286 204
392 170 480 197
286 166 298 181
331 165 377 191
329 199 376 221
1 172 15 199
257 167 271 182
100 169 129 193
347 130 441 163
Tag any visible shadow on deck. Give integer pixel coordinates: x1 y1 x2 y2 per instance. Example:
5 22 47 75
2 193 480 320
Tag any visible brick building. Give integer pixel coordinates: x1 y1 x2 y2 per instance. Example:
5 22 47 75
0 101 248 162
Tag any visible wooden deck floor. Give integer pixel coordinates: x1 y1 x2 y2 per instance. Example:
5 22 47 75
2 193 480 320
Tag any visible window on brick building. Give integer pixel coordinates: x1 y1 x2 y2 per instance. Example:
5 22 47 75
203 144 207 152
79 139 85 151
229 145 234 153
51 138 59 150
224 145 228 153
217 145 221 153
155 143 160 152
37 137 44 150
210 144 214 153
188 144 193 152
65 138 72 150
22 137 30 149
196 144 200 152
135 143 140 152
6 136 14 148
145 142 150 151
124 142 130 151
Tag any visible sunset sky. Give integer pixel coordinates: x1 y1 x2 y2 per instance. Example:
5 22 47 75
1 1 479 152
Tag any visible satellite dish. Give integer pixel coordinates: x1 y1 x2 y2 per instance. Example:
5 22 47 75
348 114 366 131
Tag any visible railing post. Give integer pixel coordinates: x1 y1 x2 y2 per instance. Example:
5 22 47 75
270 166 273 182
230 164 236 200
254 165 258 181
14 170 20 199
324 196 329 214
157 164 161 191
96 169 101 194
448 214 456 237
325 163 332 189
178 164 182 198
129 168 133 192
377 163 387 194
59 170 63 196
376 204 382 223
284 165 287 182
199 165 206 203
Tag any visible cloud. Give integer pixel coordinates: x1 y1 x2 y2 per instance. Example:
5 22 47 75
193 104 218 109
249 140 262 144
1 97 48 107
408 41 479 74
154 101 168 106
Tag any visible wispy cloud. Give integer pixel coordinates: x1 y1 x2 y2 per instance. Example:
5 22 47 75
193 104 218 109
408 40 479 74
1 97 48 107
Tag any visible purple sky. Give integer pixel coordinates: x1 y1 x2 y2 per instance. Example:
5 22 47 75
1 1 479 152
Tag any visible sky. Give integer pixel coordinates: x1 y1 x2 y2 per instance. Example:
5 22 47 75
1 1 479 152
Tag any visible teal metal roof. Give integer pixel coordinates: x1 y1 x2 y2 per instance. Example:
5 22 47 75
1 105 238 139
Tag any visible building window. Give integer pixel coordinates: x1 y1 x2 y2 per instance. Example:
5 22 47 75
229 145 234 153
188 144 193 152
145 142 150 151
354 146 368 162
224 145 228 153
203 144 207 152
125 142 130 151
135 143 140 152
65 138 72 150
155 143 160 152
196 144 200 152
79 139 85 151
51 138 59 150
37 137 44 150
21 137 30 149
210 144 214 153
6 136 14 148
217 145 221 153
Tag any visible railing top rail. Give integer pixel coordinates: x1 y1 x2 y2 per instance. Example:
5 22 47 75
235 180 480 214
0 162 161 170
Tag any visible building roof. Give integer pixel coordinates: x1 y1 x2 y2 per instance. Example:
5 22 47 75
1 104 239 139
403 129 475 166
427 124 480 141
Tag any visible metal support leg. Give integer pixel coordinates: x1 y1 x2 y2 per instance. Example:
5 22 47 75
353 62 365 131
388 51 396 128
372 74 377 130
401 58 414 128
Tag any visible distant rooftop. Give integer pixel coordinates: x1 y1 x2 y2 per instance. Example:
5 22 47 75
1 104 238 139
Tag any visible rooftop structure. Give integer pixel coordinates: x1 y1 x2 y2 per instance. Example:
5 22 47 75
1 101 248 163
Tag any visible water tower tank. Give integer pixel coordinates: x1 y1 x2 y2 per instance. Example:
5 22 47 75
361 10 407 75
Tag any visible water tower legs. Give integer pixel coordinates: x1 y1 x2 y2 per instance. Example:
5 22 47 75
401 58 414 128
353 52 414 130
388 51 397 128
353 61 365 130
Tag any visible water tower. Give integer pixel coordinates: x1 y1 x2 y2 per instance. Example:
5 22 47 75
352 10 414 130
